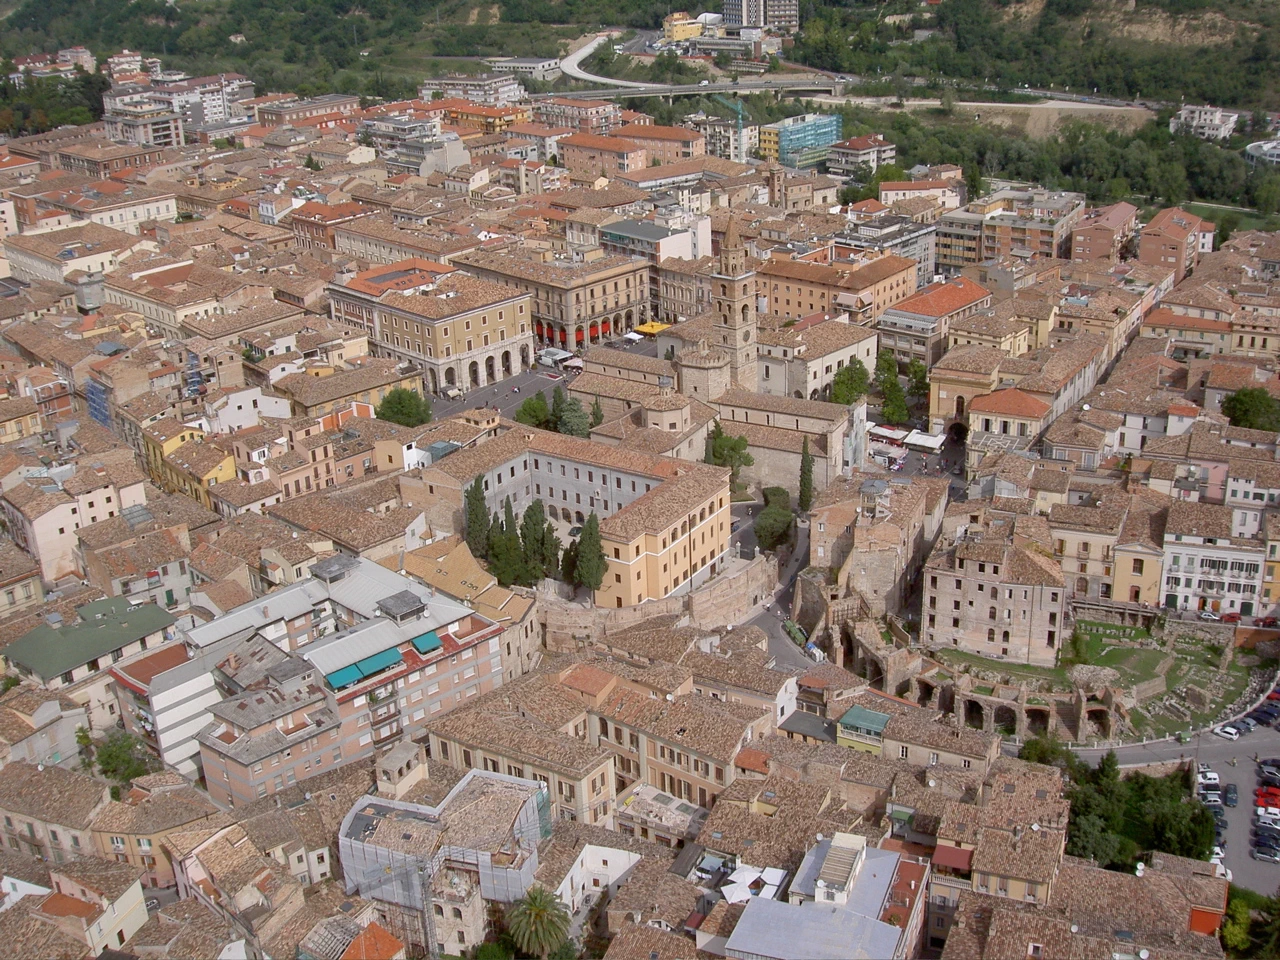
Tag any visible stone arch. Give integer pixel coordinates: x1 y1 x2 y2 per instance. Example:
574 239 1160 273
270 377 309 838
468 361 480 387
1129 585 1141 603
916 678 936 708
444 367 456 386
561 506 572 522
954 395 965 420
428 369 438 393
485 356 496 383
964 700 985 730
1085 706 1111 740
574 510 585 524
625 309 634 328
501 350 512 376
794 390 804 399
810 389 819 400
994 705 1017 734
1026 707 1050 737
1076 576 1088 595
519 345 530 369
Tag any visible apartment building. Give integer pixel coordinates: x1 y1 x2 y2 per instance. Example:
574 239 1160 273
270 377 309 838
835 217 937 290
758 114 842 169
272 358 424 418
290 201 376 251
937 189 1085 270
614 124 705 165
4 223 148 284
1071 202 1139 262
453 249 650 350
533 98 623 136
723 0 798 30
680 112 758 164
834 690 1000 771
922 508 1065 666
927 760 1069 945
1139 206 1213 284
1162 499 1264 616
36 858 150 955
756 255 917 325
557 134 647 177
90 776 221 889
878 179 961 211
195 555 505 806
425 703 617 827
0 762 109 863
828 134 896 178
1048 491 1167 606
258 94 361 126
27 181 177 236
1 458 149 582
3 596 177 733
1170 104 1239 140
418 73 525 106
101 91 185 147
877 276 993 369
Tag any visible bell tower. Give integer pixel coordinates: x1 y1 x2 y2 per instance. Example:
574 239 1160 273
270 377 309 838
711 218 758 390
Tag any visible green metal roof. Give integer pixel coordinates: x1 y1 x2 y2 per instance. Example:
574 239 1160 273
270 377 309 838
411 630 441 655
325 665 363 690
837 704 891 733
354 647 402 677
889 809 912 822
4 597 176 681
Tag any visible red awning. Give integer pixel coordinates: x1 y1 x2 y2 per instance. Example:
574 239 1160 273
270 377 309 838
931 844 973 871
575 328 584 342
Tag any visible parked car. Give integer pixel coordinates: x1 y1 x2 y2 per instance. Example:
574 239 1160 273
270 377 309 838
1226 784 1239 807
1215 725 1241 740
1260 775 1280 789
1201 611 1222 621
1255 848 1280 863
1259 617 1280 628
1262 765 1280 780
1198 771 1221 786
1223 612 1242 623
1239 717 1259 731
1255 825 1280 841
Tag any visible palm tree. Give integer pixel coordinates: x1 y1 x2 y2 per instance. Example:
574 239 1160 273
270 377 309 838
505 885 570 960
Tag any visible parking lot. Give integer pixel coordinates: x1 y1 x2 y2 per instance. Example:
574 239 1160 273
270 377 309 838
1199 696 1280 893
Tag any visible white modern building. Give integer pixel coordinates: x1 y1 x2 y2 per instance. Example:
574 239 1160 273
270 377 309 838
1162 500 1264 616
1170 104 1239 140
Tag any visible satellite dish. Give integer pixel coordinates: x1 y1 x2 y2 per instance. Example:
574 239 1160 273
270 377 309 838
1082 403 1091 411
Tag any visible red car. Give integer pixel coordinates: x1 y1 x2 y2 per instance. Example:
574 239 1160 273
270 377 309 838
1268 692 1280 701
1222 612 1242 623
1260 618 1280 629
1258 790 1280 802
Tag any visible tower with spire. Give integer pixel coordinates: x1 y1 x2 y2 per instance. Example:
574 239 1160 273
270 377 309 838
710 218 758 390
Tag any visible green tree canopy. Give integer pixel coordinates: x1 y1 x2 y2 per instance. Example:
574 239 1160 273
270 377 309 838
519 500 551 581
830 359 870 405
589 397 604 428
906 359 929 402
515 390 551 429
550 386 567 431
375 387 432 427
1223 387 1280 432
881 378 911 425
506 886 571 960
875 349 899 390
705 421 754 484
95 731 154 785
557 397 591 437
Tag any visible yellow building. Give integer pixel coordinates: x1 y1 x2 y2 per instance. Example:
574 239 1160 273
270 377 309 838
1264 513 1280 615
141 417 205 486
0 396 42 445
663 11 704 41
161 438 236 510
758 125 779 161
1048 492 1165 607
597 465 732 608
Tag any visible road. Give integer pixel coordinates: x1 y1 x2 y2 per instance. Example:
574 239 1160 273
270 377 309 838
558 35 656 89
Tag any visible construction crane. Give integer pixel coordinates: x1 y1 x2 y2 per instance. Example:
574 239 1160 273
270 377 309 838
712 93 747 164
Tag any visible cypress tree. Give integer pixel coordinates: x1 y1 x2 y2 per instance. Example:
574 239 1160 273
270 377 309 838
464 477 490 559
798 436 814 512
519 500 548 579
574 512 607 592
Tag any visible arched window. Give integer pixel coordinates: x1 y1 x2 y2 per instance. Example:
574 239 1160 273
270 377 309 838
987 629 995 642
